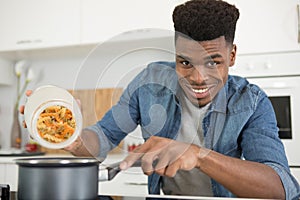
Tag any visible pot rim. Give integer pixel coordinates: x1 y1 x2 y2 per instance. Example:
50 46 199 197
14 157 101 166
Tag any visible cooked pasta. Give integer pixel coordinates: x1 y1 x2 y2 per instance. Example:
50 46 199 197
37 105 76 143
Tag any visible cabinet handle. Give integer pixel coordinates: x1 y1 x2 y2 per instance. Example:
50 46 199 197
16 40 32 45
16 39 42 45
298 4 300 43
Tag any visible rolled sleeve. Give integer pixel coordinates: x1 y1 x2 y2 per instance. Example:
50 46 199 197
266 162 300 200
241 89 300 199
84 125 115 159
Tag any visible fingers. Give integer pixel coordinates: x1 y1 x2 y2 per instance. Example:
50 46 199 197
120 136 170 175
140 153 159 175
120 151 159 176
20 105 27 127
120 137 153 170
19 105 25 114
120 136 202 178
22 120 27 128
25 90 32 96
76 99 81 106
20 90 32 114
20 90 33 128
156 160 181 177
153 149 184 177
119 150 143 170
120 144 145 170
76 99 83 112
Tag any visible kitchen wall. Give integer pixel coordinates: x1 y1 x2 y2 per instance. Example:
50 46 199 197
1 0 299 153
0 38 175 149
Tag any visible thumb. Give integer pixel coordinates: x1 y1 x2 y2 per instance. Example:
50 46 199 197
119 160 129 170
76 99 81 107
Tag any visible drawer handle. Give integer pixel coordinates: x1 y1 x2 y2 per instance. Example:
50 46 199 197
297 4 300 43
16 39 42 45
16 40 32 44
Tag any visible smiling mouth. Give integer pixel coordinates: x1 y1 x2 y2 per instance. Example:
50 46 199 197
191 88 209 94
187 86 212 99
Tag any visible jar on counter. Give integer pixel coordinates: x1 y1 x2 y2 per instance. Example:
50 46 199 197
24 85 82 149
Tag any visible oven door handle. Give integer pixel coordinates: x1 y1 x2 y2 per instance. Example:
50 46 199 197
261 82 290 89
297 4 300 44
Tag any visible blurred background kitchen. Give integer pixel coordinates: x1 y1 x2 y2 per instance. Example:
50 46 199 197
1 0 300 194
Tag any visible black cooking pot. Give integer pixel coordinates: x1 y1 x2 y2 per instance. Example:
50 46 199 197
15 157 100 200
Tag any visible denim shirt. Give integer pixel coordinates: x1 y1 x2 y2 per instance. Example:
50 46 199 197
87 61 300 199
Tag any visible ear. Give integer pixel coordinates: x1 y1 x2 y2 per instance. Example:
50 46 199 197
229 44 237 67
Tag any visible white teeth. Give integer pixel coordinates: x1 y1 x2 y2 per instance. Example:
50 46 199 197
192 88 208 93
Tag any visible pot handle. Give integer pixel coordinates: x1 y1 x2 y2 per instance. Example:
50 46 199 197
99 160 142 181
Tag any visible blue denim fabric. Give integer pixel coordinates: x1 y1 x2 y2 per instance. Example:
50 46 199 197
87 61 300 199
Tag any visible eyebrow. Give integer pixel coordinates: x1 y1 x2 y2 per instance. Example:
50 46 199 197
176 53 223 61
207 54 223 60
176 54 192 61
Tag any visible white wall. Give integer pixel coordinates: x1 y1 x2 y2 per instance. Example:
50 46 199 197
0 38 175 149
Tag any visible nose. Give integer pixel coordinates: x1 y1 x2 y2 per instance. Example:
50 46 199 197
189 66 207 83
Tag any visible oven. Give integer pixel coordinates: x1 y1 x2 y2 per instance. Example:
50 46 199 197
247 76 300 166
230 52 300 182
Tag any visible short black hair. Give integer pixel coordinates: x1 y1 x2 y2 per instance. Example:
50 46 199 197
172 0 239 44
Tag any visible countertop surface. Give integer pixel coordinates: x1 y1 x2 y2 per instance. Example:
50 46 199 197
8 192 276 200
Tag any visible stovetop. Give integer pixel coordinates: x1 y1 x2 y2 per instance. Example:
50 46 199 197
7 192 217 200
7 192 264 200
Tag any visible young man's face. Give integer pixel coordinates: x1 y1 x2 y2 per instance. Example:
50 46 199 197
175 35 236 107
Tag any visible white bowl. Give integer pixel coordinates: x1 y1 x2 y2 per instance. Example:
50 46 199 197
24 85 82 149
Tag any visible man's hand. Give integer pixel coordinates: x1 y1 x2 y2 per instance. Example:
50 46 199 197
19 90 32 128
120 136 207 177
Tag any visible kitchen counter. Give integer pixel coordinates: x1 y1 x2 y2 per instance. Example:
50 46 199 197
8 192 277 200
7 190 277 200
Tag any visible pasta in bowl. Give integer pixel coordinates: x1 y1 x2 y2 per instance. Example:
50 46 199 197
37 105 76 144
24 85 82 149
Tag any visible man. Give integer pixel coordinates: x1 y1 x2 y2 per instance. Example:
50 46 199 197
22 0 300 198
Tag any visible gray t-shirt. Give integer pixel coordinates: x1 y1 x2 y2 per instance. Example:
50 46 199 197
162 91 213 196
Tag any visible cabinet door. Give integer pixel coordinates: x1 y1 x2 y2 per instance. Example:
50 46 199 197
228 0 300 54
0 165 5 183
99 169 148 196
81 0 185 44
0 0 80 51
5 164 18 191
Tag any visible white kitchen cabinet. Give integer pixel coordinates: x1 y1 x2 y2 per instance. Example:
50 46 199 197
0 165 5 183
99 153 148 196
82 0 300 53
80 0 185 44
0 0 80 51
5 164 18 191
0 163 18 191
227 0 300 54
99 167 148 196
1 0 300 54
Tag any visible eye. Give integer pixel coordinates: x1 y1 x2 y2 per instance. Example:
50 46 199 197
205 60 218 68
179 60 194 69
182 60 190 66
